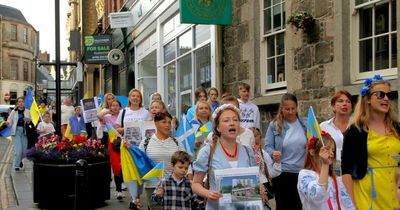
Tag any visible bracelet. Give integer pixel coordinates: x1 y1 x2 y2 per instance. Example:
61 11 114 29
317 182 327 186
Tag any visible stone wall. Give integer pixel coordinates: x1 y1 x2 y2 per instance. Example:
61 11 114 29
287 0 336 121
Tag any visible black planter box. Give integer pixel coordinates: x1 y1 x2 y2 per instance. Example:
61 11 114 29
33 160 111 209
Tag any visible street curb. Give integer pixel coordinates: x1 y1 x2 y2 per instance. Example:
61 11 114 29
0 141 13 209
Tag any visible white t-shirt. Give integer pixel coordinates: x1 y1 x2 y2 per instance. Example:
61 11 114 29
37 122 56 138
238 99 261 129
61 105 75 125
116 107 150 126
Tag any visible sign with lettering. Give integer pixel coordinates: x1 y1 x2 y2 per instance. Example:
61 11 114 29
84 35 112 64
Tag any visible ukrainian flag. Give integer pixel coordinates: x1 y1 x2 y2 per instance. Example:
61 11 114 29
0 117 12 141
142 161 164 181
24 89 41 126
105 123 119 143
307 106 323 140
64 123 73 140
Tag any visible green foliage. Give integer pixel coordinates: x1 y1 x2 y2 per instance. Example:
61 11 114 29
287 11 316 34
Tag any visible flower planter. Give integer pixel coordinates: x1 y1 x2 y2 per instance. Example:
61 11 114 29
33 160 111 209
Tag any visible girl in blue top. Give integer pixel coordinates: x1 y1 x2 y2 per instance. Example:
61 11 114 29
192 104 256 210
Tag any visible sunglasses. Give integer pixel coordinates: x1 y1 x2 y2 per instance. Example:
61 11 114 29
370 91 397 100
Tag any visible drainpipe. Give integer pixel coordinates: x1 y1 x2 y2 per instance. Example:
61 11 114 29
0 15 3 104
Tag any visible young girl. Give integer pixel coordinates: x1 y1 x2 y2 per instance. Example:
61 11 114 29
97 93 115 147
297 131 355 210
103 99 125 200
251 127 281 205
192 101 212 158
37 111 56 139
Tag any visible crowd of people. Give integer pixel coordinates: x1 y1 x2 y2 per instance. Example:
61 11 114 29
4 75 400 210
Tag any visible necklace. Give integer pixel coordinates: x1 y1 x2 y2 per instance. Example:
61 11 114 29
220 142 237 158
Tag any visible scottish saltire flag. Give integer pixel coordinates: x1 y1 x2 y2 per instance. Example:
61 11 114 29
176 114 194 157
142 161 164 181
307 106 324 145
24 89 41 126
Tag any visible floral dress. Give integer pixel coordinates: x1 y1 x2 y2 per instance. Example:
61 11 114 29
297 170 355 210
352 130 400 210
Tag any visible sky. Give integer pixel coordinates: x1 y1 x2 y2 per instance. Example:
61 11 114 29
1 0 69 61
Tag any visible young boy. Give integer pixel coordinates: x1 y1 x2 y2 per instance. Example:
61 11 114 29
37 111 56 139
238 82 260 129
152 151 194 209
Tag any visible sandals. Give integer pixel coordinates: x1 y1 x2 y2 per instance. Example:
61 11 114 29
129 198 142 210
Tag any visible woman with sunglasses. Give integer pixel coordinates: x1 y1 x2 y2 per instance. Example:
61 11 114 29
342 75 400 210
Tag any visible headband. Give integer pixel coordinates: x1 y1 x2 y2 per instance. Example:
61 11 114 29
212 104 240 119
360 74 384 97
307 130 332 150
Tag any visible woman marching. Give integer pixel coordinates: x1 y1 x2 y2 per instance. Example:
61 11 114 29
192 104 256 210
342 75 400 209
297 131 355 209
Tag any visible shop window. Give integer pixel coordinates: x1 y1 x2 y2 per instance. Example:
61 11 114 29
137 50 157 108
195 44 211 88
261 0 286 91
178 30 192 56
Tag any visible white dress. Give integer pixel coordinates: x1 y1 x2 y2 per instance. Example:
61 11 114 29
297 169 355 210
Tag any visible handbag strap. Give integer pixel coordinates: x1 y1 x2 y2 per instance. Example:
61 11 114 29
206 143 216 188
259 148 272 184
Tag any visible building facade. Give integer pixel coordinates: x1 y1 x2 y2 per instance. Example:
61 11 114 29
223 0 399 130
0 4 38 105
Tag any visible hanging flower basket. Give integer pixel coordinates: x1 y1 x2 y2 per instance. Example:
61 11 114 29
287 11 316 34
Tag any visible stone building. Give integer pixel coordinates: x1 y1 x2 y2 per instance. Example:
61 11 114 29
222 0 399 130
0 4 38 104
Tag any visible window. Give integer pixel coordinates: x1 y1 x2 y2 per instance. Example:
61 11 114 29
355 0 397 77
11 24 17 41
23 28 28 43
137 50 157 108
10 91 17 105
262 0 286 90
31 31 35 46
10 60 18 80
23 61 29 81
162 25 212 117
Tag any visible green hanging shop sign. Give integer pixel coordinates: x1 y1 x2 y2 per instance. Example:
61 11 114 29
180 0 232 25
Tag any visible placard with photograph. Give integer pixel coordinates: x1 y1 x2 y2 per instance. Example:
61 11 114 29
124 121 157 146
80 97 99 123
214 167 264 210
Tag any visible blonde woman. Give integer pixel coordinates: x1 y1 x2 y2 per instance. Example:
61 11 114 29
342 75 400 210
97 93 116 146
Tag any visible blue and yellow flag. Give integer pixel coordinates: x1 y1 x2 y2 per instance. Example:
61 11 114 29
0 117 12 140
307 106 323 144
24 89 41 126
105 123 119 143
142 161 164 181
121 145 143 184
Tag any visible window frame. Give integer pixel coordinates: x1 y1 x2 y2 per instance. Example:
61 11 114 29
23 61 29 81
23 28 28 44
350 0 397 82
260 0 287 93
11 24 17 41
10 59 18 80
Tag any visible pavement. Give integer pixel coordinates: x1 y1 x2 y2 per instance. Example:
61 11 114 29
0 138 145 210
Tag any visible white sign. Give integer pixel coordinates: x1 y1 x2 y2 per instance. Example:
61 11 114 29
109 11 134 28
80 97 99 123
124 121 156 146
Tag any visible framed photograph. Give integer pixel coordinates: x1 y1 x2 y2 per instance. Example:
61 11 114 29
80 97 99 123
214 167 263 209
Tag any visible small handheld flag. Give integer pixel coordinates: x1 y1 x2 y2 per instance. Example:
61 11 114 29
307 106 324 146
142 161 165 181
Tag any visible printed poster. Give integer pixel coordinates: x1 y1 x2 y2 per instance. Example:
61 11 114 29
80 97 99 123
214 167 264 209
124 121 157 146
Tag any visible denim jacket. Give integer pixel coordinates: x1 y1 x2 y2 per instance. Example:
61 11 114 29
264 117 307 158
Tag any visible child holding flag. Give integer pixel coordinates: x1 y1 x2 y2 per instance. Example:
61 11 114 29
152 151 195 209
297 131 355 209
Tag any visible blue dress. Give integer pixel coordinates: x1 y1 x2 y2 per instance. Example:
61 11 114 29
193 143 256 210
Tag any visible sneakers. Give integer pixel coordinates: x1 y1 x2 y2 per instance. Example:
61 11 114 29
129 198 142 210
20 162 23 169
14 167 20 171
115 191 124 200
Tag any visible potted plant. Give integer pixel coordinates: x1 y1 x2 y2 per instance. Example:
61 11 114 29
287 11 316 34
26 135 110 209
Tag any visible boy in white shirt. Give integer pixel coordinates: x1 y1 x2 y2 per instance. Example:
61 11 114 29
238 82 261 129
37 111 55 139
